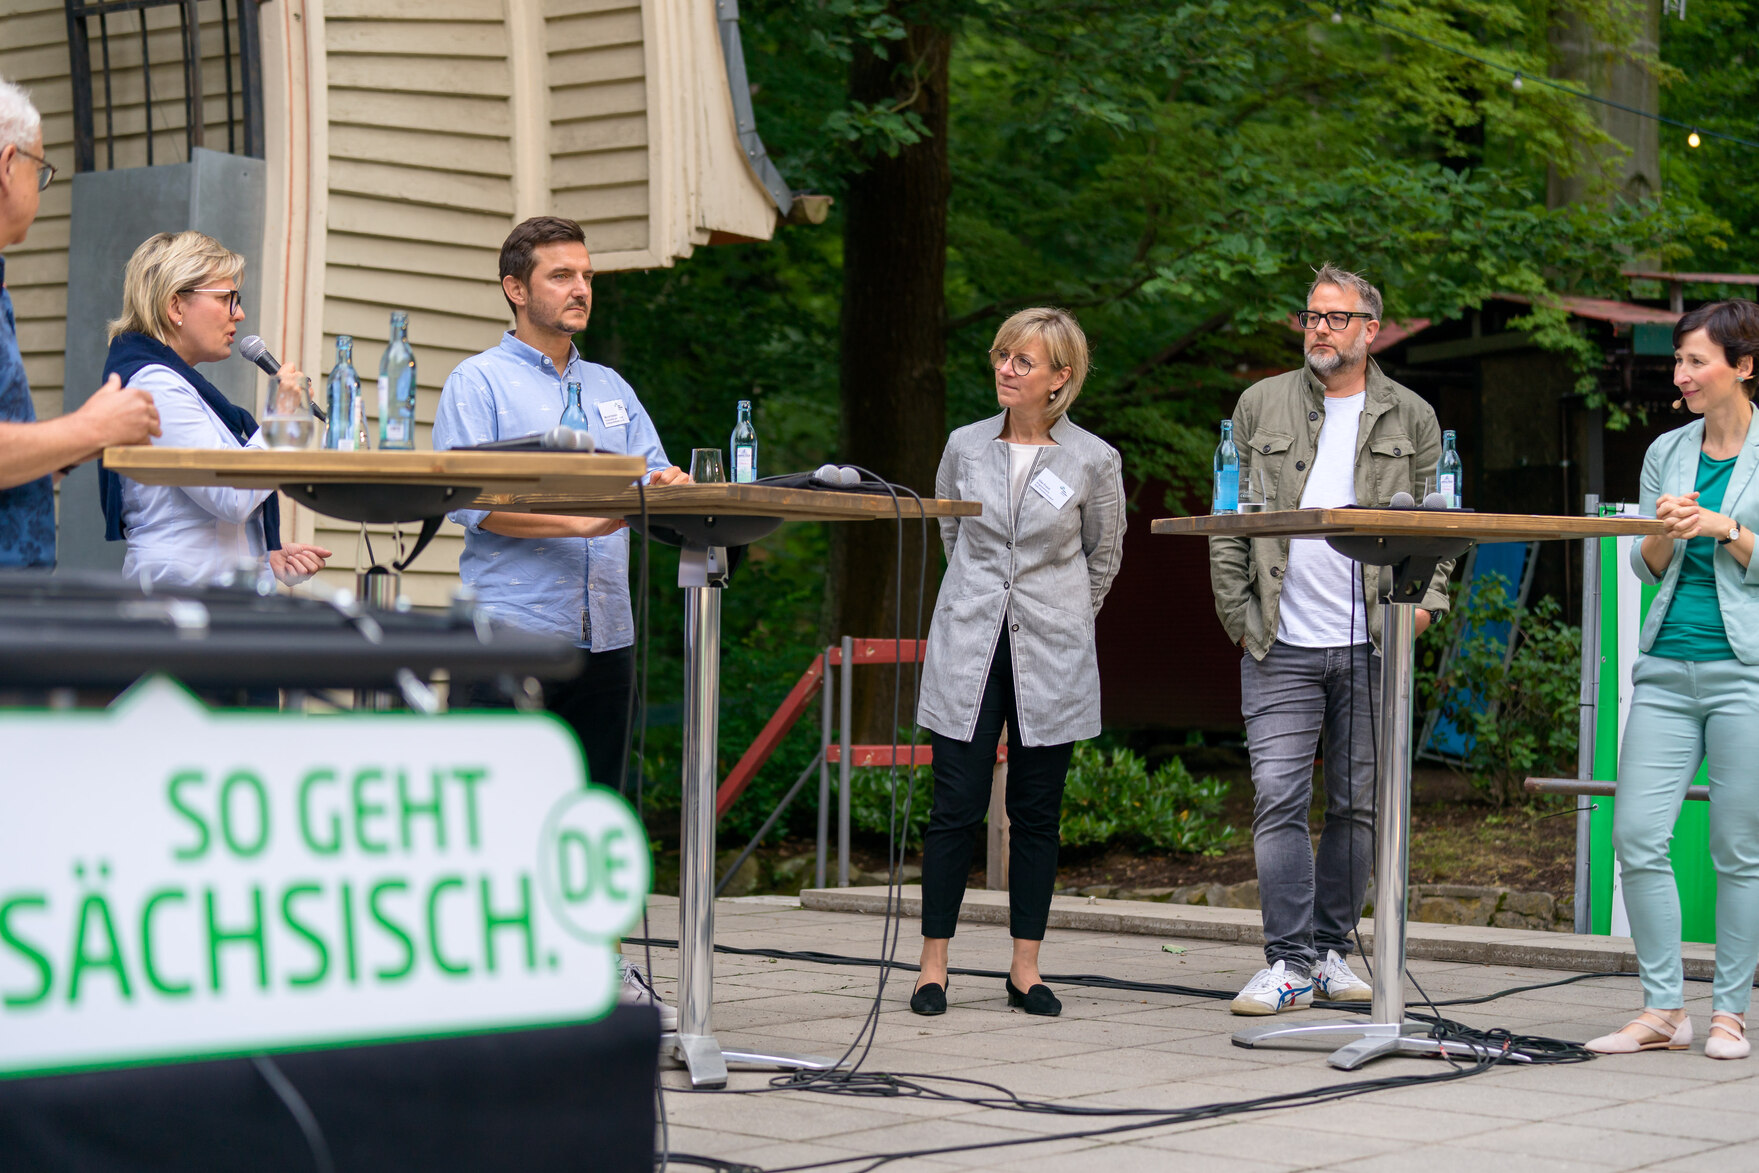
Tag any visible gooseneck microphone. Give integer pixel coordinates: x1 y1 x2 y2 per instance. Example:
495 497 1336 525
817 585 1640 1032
240 335 327 421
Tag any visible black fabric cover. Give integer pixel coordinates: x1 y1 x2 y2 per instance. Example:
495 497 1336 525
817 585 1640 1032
0 1007 659 1172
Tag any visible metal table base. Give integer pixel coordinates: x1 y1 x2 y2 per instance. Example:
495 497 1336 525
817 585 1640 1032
672 570 842 1087
1230 601 1484 1070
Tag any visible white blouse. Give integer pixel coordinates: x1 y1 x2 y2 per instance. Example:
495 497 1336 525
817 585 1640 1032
119 364 272 588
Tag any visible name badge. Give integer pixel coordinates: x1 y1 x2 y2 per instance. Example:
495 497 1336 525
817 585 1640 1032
597 399 630 428
1030 468 1074 510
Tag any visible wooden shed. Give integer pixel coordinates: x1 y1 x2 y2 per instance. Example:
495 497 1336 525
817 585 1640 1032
1 0 790 603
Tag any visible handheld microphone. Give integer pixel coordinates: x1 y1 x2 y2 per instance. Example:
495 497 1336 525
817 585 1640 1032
240 335 327 422
1388 491 1416 509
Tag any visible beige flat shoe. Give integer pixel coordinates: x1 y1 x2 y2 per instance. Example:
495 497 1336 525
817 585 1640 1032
1706 1013 1748 1060
1585 1010 1692 1054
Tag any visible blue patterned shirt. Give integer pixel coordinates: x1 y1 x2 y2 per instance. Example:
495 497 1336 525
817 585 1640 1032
432 332 671 649
0 256 55 568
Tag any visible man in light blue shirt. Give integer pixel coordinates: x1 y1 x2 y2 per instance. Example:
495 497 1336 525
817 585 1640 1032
434 216 685 790
436 217 687 1029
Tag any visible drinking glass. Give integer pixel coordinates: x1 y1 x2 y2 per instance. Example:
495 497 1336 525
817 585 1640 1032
262 374 316 450
690 448 726 484
1238 467 1269 513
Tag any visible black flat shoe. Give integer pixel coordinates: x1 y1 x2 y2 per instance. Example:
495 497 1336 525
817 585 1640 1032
1005 976 1062 1017
910 981 947 1016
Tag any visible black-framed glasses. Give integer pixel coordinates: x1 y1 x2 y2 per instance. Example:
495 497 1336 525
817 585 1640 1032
1297 310 1375 331
989 348 1037 377
184 287 243 316
14 146 55 192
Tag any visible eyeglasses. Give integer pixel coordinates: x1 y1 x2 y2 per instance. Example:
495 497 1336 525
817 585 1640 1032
13 146 55 192
989 348 1039 377
1297 310 1375 331
184 288 243 316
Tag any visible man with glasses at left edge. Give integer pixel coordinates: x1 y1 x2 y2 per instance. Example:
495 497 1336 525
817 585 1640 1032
1207 263 1453 1018
0 76 160 567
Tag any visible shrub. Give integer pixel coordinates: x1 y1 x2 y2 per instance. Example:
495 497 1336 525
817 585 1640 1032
1060 744 1236 856
1417 573 1581 806
848 743 1237 857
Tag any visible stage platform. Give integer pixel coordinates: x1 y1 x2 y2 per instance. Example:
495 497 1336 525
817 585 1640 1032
630 894 1759 1172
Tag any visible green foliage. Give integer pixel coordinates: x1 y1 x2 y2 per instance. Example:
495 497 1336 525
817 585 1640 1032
850 765 934 844
1060 744 1237 856
843 745 1237 857
1417 573 1582 807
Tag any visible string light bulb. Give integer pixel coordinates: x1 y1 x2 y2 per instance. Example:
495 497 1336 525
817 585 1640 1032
1511 71 1523 91
1331 9 1343 22
1688 129 1702 148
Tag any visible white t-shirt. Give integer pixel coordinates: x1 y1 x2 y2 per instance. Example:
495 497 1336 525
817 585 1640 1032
1006 442 1040 517
1276 391 1368 647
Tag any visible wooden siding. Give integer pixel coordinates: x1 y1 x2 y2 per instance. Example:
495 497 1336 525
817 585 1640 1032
311 0 514 607
547 0 649 255
1 0 251 426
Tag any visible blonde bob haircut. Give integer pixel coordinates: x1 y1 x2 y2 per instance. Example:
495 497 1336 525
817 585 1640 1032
992 306 1090 422
108 230 245 344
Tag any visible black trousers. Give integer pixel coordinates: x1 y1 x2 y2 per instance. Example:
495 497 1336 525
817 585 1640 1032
920 635 1075 941
460 646 635 792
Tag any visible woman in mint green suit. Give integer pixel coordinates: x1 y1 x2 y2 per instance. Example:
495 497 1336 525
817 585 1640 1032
1589 300 1759 1060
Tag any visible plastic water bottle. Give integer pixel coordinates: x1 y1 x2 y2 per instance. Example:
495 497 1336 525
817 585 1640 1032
325 335 361 451
1213 420 1239 514
560 380 591 431
378 310 417 450
730 399 757 483
1436 429 1462 508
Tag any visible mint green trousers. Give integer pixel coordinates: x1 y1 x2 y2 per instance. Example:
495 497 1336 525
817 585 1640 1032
1614 654 1759 1014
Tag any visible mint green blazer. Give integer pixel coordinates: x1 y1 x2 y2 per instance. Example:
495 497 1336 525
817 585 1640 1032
1631 410 1759 664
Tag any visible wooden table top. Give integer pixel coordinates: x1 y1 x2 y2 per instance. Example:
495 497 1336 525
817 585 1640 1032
1150 508 1665 542
476 483 982 521
101 447 649 496
101 449 981 522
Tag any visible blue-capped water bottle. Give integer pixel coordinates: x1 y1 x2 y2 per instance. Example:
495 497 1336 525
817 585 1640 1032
325 335 361 451
560 380 591 432
378 310 417 450
1213 420 1240 514
730 399 757 483
1435 429 1462 508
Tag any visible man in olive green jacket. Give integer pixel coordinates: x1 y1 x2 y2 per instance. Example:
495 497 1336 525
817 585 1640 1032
1208 264 1452 1017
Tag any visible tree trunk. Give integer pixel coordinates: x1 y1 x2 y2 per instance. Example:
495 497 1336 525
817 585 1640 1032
1546 1 1661 208
831 19 953 741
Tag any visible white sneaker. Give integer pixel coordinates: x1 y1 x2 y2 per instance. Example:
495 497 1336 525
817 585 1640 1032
619 959 679 1031
1312 949 1373 1003
1230 960 1314 1016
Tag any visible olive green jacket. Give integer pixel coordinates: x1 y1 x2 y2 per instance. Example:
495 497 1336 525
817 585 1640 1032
1208 359 1453 659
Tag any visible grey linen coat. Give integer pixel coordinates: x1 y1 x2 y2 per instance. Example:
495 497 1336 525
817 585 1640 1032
916 411 1126 747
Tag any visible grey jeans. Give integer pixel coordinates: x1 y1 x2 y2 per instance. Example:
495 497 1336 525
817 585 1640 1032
1241 640 1378 972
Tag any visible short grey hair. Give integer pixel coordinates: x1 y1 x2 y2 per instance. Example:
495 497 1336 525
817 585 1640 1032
0 77 41 153
1308 263 1383 320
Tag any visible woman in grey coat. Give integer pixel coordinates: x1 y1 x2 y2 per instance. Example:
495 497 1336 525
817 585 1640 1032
911 307 1126 1017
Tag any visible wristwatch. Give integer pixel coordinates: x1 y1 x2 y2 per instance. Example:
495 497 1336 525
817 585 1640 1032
1719 522 1742 546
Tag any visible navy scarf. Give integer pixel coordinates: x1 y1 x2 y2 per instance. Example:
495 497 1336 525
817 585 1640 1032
98 332 280 550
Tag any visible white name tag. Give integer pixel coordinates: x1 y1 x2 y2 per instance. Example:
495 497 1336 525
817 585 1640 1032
597 399 630 428
1030 468 1074 510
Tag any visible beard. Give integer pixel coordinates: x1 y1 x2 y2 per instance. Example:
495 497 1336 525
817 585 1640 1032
1306 332 1367 377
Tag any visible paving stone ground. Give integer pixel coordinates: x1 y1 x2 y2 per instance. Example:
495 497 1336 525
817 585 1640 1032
626 895 1759 1173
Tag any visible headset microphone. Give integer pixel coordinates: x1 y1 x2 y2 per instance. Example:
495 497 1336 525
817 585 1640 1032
239 335 327 422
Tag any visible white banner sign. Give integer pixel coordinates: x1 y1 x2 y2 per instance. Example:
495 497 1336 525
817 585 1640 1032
0 677 649 1078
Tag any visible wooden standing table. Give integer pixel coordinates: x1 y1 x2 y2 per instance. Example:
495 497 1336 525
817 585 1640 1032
107 451 980 1086
1153 508 1663 1068
495 482 980 1088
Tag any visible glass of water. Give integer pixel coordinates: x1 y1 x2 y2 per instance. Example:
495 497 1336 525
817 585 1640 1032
1238 467 1269 513
262 374 316 450
689 448 726 484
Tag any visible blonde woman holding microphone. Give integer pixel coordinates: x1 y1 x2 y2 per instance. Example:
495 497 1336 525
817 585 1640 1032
910 307 1125 1018
1589 299 1759 1060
